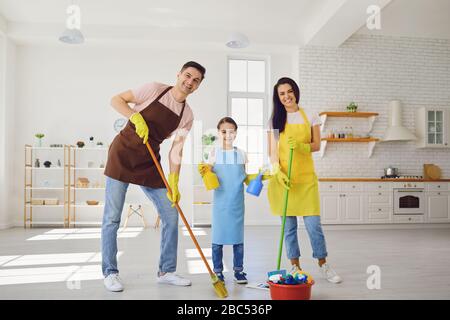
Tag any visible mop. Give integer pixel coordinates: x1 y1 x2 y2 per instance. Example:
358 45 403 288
145 142 228 299
246 147 294 291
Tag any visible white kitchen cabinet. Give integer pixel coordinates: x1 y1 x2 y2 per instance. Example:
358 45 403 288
365 190 393 223
426 191 450 222
416 107 450 148
319 183 364 224
341 194 364 223
320 193 341 224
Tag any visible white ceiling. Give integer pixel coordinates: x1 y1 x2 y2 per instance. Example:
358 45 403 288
0 0 449 46
357 0 450 39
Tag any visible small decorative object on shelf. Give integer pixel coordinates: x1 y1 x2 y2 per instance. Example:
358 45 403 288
76 141 85 148
86 200 99 206
57 159 62 167
77 177 90 188
99 161 105 168
97 141 104 147
201 133 217 161
89 136 94 147
35 133 45 147
50 144 63 148
43 161 52 168
35 158 40 168
346 102 358 113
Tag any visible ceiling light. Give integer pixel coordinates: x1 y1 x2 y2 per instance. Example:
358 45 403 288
226 32 249 49
59 28 84 44
59 3 84 44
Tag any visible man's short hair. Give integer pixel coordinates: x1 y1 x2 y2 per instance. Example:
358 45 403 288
181 61 206 80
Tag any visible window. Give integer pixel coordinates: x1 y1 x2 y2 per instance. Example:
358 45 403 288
228 58 267 173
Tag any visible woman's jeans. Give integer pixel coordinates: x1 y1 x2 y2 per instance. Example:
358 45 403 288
101 177 179 277
212 243 244 273
282 215 328 260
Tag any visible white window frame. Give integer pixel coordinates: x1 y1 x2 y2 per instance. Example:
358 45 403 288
227 56 270 173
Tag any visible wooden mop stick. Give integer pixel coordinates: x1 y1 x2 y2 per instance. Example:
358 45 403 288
145 142 214 276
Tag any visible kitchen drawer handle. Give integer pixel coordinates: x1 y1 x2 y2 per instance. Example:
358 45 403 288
378 208 382 212
438 185 441 188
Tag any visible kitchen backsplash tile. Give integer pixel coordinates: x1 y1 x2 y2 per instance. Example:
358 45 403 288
299 34 450 178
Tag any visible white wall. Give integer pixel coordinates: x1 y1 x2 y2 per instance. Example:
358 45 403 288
0 33 16 229
299 34 450 178
10 43 296 226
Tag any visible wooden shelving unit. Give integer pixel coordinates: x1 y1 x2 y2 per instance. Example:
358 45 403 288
319 111 380 158
24 145 69 228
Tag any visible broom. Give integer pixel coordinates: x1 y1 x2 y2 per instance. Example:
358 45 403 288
145 142 228 298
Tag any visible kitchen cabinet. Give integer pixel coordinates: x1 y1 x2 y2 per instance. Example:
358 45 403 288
426 191 450 222
320 182 364 224
320 193 341 224
415 107 450 148
318 181 450 225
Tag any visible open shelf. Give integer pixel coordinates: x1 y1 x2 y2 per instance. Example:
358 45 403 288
320 111 379 134
319 111 379 118
320 138 379 158
321 138 379 143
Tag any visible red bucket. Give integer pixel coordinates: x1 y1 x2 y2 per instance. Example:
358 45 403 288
268 280 314 300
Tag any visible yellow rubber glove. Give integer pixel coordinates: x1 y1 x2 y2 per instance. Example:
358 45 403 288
287 136 311 154
244 171 272 185
166 172 180 206
129 112 149 144
197 163 212 177
272 163 290 190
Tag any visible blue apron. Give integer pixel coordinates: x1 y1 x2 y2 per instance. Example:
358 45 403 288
212 147 246 245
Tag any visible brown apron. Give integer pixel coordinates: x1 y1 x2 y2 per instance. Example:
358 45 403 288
104 86 185 188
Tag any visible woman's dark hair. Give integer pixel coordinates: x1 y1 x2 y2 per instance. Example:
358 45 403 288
217 117 238 130
181 61 206 80
270 77 300 133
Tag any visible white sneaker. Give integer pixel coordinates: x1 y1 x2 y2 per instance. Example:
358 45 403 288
320 263 342 283
104 273 124 292
157 272 192 286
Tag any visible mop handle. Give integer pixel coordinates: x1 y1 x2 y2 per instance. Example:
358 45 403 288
145 142 214 276
276 147 294 270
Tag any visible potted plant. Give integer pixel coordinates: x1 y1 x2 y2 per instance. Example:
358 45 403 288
201 133 217 161
346 102 358 113
35 133 45 147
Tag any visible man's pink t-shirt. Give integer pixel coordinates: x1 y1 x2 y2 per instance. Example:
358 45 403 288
132 82 194 137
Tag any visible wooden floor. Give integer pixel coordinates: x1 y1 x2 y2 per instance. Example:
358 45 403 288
0 225 449 300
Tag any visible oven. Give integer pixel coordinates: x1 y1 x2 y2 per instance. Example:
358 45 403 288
393 188 425 215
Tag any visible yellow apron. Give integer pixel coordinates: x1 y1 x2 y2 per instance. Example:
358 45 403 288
268 108 320 216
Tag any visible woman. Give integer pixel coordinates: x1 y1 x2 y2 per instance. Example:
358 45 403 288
267 77 342 283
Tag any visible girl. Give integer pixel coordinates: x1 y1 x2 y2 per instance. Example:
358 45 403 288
198 117 249 284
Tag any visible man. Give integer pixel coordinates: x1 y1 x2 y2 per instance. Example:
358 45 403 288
102 61 206 292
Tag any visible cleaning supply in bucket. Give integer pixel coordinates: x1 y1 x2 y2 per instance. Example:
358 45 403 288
267 269 315 300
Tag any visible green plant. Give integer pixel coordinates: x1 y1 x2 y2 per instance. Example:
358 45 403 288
346 102 358 112
202 134 217 146
35 133 45 139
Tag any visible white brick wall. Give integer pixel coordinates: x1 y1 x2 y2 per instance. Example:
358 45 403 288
298 34 450 178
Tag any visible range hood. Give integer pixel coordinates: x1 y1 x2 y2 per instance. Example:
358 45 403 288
383 100 417 141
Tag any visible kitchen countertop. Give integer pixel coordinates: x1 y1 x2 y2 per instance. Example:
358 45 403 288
319 178 450 182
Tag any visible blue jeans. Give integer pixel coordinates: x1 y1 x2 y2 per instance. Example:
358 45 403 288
101 177 179 277
212 243 244 273
282 216 328 260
